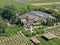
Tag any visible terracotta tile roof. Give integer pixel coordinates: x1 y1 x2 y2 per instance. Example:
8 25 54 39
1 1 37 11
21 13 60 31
30 37 40 44
43 32 57 39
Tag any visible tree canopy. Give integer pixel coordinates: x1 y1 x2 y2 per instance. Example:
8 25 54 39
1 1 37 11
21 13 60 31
0 5 17 21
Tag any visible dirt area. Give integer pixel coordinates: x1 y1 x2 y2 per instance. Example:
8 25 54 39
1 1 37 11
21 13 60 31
32 2 60 6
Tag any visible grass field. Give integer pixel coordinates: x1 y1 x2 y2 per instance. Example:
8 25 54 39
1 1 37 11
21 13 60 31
40 4 60 9
28 0 60 3
4 26 19 36
39 4 60 8
0 25 19 37
36 36 60 45
0 0 30 10
32 3 60 10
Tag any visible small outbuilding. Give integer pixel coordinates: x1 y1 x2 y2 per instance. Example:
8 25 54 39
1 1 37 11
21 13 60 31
43 32 57 40
30 37 40 44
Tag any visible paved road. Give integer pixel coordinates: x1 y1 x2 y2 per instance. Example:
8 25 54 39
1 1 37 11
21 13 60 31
32 2 60 6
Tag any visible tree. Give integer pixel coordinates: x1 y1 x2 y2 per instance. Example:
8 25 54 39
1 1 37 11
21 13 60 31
0 23 6 34
0 16 7 34
19 7 29 15
22 30 32 37
25 16 29 21
46 18 54 26
0 5 17 21
42 18 54 26
27 6 31 11
54 11 60 22
16 18 24 27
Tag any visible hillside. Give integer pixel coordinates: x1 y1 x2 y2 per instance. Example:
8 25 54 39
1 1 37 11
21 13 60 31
28 0 60 3
0 0 29 10
0 0 33 45
0 0 60 45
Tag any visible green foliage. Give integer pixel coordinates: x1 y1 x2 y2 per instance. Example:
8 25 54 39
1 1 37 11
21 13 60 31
0 17 7 34
46 18 54 26
54 11 60 22
22 30 32 37
42 18 54 26
5 26 19 36
25 16 29 21
33 7 55 14
0 23 5 34
54 11 60 17
19 6 34 15
46 9 55 14
16 18 24 27
0 5 17 20
27 6 31 11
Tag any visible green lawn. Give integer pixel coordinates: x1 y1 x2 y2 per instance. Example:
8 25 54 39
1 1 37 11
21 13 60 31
37 36 60 45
